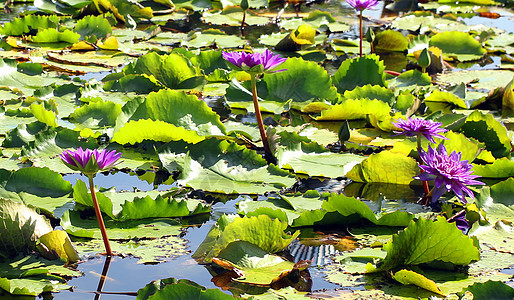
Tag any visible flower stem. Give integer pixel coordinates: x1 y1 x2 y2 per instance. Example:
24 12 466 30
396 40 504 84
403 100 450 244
359 10 363 57
250 74 277 165
88 175 113 257
416 134 430 195
240 10 246 37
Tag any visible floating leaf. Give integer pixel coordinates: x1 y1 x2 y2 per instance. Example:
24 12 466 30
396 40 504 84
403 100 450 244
136 278 235 300
392 269 445 296
342 84 395 105
196 215 299 263
129 89 226 136
462 280 514 299
0 199 53 259
371 217 480 272
322 194 417 227
61 210 181 239
346 150 419 185
213 241 308 285
429 31 486 61
69 100 122 129
460 110 511 158
113 119 204 145
332 54 387 93
374 30 409 52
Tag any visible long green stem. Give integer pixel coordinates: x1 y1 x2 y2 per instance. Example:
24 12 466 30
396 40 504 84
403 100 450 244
251 74 276 165
88 175 113 256
359 11 363 57
416 135 430 196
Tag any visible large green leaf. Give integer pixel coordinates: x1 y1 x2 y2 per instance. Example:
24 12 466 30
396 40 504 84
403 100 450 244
310 98 391 121
322 194 417 227
374 30 409 52
129 89 226 135
73 15 112 42
159 139 296 194
262 57 338 104
345 150 419 185
462 280 514 299
117 195 210 220
4 167 72 198
332 54 387 93
0 15 61 36
371 217 480 271
473 158 514 178
114 52 205 90
429 31 486 61
137 278 235 300
61 210 181 239
342 84 395 105
68 100 122 129
112 119 204 145
196 215 299 263
460 110 511 158
276 130 365 177
213 241 306 285
0 199 53 259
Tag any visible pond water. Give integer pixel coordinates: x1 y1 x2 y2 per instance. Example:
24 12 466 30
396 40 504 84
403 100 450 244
53 175 347 299
0 0 513 299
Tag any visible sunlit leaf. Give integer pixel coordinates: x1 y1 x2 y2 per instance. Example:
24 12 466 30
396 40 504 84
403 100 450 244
392 269 445 296
0 199 53 259
113 119 204 145
370 217 480 272
429 31 486 61
332 54 387 93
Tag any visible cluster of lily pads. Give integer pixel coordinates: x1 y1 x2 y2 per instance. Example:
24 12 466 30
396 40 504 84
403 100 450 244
0 0 513 298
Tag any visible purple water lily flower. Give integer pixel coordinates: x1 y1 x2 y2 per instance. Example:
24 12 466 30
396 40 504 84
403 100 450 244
60 147 121 176
392 117 448 144
414 144 484 204
222 49 287 74
449 212 470 233
346 0 378 11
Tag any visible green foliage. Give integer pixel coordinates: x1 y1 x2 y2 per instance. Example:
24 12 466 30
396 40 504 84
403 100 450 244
429 31 486 61
460 110 512 158
0 199 53 259
332 54 387 93
374 30 409 52
194 215 299 263
371 217 480 271
346 150 419 184
137 278 235 300
73 15 113 42
262 57 338 103
129 89 226 135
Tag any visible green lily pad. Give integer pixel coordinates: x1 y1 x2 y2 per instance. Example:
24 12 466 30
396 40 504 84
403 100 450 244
371 216 480 272
429 31 486 61
0 199 53 259
213 241 308 285
332 54 387 93
345 150 419 185
195 215 299 263
460 110 511 158
61 210 182 239
136 278 235 300
129 89 226 136
159 138 296 194
462 280 514 299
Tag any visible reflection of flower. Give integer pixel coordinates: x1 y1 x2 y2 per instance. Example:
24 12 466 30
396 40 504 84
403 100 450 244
222 49 287 74
414 144 484 204
345 0 378 11
60 147 121 176
393 118 448 144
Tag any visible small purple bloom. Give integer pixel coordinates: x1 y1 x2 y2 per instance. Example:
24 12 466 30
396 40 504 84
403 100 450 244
414 144 484 204
392 117 448 144
345 0 378 11
222 49 287 74
60 147 121 176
